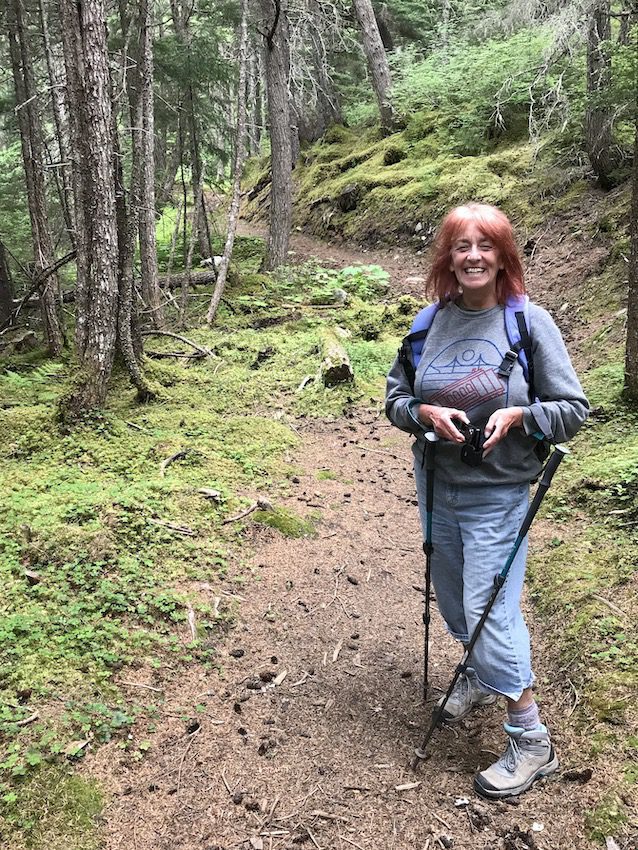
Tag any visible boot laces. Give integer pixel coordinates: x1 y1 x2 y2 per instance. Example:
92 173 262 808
499 736 523 773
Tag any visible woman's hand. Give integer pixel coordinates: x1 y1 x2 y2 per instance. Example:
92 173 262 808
416 404 469 443
482 407 524 455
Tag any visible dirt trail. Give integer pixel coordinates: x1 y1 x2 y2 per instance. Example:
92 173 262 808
87 225 609 850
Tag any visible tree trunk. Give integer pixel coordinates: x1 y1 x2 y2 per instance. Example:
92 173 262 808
113 111 154 399
38 0 76 251
352 0 397 135
624 94 638 399
585 0 616 189
158 138 182 207
7 0 65 356
136 0 165 329
59 0 119 413
170 0 211 260
296 8 343 144
247 48 261 155
0 241 13 326
260 0 293 271
207 0 249 324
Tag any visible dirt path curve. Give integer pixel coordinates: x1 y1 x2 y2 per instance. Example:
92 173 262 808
87 228 606 850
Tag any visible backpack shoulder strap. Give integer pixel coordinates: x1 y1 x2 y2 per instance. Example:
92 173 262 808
500 294 535 402
398 301 443 394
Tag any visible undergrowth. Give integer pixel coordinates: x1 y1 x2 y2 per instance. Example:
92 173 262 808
0 246 404 847
527 361 638 841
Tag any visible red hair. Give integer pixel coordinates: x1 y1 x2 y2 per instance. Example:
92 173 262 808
427 203 526 303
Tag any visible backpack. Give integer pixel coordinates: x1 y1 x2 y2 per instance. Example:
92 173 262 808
398 294 536 401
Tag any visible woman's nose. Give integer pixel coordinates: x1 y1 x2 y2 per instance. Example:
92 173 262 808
467 244 481 260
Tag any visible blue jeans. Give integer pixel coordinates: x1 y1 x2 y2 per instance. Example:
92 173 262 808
415 468 534 701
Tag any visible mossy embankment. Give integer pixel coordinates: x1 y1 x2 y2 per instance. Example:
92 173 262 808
0 246 415 848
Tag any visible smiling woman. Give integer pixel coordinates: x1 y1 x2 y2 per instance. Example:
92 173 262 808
449 222 503 309
385 202 589 799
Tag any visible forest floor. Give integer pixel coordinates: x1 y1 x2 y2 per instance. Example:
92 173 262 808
82 213 626 850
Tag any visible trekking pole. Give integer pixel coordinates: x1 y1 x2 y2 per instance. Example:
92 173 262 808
410 444 569 771
422 431 438 702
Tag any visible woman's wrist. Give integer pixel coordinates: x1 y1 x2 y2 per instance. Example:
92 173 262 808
416 403 433 425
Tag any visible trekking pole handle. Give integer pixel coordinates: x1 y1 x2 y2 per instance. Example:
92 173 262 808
539 444 569 488
424 431 438 472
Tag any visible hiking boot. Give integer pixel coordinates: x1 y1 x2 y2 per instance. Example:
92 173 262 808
474 724 559 799
436 671 497 722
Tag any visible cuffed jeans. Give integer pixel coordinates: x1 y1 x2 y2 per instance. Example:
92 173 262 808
415 467 534 701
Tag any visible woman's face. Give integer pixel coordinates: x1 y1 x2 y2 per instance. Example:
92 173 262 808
449 221 503 298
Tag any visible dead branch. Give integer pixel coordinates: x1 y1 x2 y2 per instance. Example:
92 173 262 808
222 497 273 525
352 442 402 460
119 681 164 693
339 836 366 850
13 711 39 727
141 329 214 357
176 727 200 794
160 450 188 477
591 594 627 619
146 349 208 360
0 249 76 332
148 518 195 535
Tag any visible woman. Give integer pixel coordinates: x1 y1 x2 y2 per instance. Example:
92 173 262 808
385 203 588 799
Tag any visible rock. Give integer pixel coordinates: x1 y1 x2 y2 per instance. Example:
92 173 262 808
336 184 359 212
562 767 593 783
259 670 276 683
229 648 245 658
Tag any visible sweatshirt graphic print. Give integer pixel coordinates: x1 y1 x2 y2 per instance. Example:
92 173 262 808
422 338 509 412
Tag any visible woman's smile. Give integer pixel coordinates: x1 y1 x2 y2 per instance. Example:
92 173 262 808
449 221 503 307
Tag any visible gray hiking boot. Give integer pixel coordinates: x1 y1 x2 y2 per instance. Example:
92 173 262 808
474 723 559 799
437 671 497 722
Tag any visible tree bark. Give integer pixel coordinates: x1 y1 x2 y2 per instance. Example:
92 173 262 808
38 0 76 251
207 0 249 324
59 0 119 413
585 0 616 189
352 0 397 135
624 89 638 399
0 241 13 326
247 47 262 155
170 0 211 260
260 0 293 271
113 112 154 399
136 0 165 329
7 0 65 356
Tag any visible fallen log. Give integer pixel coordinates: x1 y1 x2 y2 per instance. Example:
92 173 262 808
158 270 217 290
319 327 354 386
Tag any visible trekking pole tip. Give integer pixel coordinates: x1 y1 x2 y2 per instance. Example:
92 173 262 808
410 748 430 772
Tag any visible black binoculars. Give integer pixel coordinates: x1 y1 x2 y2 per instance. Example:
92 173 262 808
455 421 486 467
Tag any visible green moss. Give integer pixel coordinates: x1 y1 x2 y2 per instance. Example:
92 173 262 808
316 469 337 480
585 793 628 842
252 507 316 538
0 767 103 850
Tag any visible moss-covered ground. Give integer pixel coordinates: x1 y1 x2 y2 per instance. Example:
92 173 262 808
0 241 415 848
527 360 638 839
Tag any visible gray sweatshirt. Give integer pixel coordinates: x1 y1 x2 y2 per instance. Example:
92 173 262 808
385 301 589 485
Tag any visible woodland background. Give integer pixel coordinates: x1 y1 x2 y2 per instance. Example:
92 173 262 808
0 0 637 848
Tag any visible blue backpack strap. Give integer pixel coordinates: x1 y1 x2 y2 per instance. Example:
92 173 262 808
398 301 443 393
500 294 532 390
